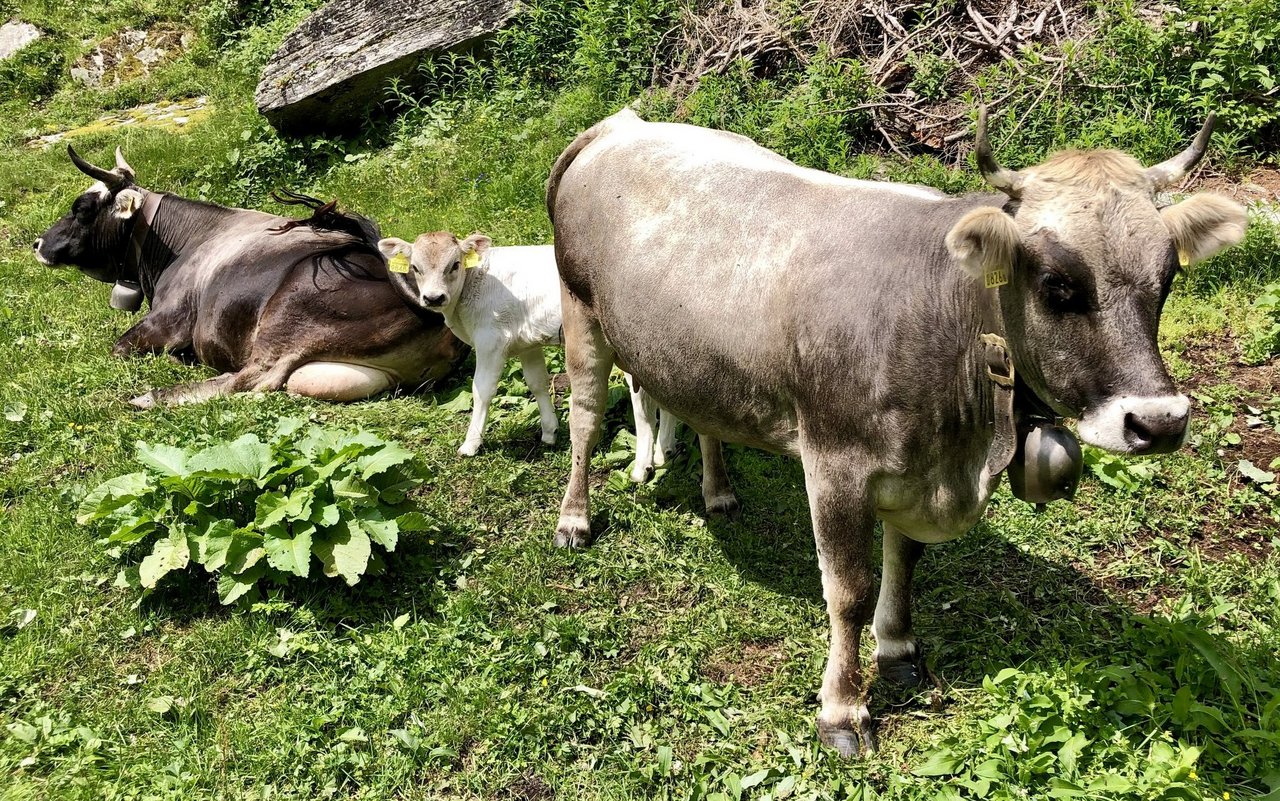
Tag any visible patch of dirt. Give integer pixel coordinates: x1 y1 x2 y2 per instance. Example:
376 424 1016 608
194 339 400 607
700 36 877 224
502 772 554 801
702 639 787 687
1192 167 1280 204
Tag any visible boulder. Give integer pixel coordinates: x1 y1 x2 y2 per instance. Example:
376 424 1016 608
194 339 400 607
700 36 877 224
70 25 193 87
256 0 518 132
0 20 41 60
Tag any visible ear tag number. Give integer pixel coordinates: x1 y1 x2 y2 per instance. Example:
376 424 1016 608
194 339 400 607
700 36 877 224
388 254 410 274
984 267 1009 289
463 251 482 270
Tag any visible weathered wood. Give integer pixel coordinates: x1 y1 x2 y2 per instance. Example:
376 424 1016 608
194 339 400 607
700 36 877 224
256 0 518 132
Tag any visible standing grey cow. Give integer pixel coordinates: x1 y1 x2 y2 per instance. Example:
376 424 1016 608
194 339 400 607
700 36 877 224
545 108 1247 755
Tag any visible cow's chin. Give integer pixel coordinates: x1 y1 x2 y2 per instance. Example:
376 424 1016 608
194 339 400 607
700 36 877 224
1077 395 1191 455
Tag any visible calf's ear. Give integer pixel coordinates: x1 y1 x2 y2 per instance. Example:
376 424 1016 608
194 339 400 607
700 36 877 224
113 189 145 220
945 207 1021 280
460 232 492 256
1160 193 1247 267
378 237 410 257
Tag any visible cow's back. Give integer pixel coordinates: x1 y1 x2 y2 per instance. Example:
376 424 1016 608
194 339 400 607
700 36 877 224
551 111 959 454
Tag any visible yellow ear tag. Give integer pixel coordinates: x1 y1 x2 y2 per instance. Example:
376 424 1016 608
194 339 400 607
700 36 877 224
1178 250 1190 269
984 267 1009 289
388 254 410 274
463 251 482 270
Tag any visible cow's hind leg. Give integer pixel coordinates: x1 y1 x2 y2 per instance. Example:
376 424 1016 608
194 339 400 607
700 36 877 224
803 446 877 757
519 348 559 445
286 362 395 402
626 375 659 482
654 407 677 468
700 435 739 517
872 524 928 687
555 288 614 549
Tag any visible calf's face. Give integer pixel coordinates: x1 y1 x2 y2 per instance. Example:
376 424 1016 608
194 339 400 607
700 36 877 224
35 146 145 283
378 232 491 312
946 114 1247 455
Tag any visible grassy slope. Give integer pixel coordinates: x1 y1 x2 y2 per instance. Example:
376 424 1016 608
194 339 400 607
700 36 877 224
0 2 1278 800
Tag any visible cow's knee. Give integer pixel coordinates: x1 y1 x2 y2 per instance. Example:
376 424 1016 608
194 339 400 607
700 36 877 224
285 362 394 402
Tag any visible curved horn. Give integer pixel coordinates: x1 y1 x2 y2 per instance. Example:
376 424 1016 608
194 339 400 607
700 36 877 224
975 107 1024 198
67 144 125 188
114 147 136 183
1146 113 1216 189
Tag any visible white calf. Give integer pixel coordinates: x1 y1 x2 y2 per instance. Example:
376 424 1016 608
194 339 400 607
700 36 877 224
378 231 674 472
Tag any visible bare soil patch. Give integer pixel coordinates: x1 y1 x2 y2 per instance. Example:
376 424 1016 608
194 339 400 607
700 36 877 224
702 639 787 687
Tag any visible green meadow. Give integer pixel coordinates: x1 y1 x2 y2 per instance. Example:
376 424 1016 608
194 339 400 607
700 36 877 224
0 1 1278 798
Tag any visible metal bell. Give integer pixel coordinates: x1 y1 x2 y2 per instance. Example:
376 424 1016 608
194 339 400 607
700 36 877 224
1008 422 1083 505
110 281 144 312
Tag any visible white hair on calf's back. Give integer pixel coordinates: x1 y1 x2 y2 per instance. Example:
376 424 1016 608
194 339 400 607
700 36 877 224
945 206 1021 279
1160 193 1249 267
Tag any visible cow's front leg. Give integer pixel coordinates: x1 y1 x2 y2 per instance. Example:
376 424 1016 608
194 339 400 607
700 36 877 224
555 287 615 549
802 447 877 757
654 407 677 467
700 435 739 516
111 311 192 358
872 524 928 686
459 343 505 457
519 348 559 445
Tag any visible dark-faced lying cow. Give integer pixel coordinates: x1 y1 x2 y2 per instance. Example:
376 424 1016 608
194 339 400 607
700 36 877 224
545 109 1247 755
33 146 465 407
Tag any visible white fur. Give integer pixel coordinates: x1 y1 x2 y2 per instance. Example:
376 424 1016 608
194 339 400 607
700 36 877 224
389 241 676 459
1077 394 1190 453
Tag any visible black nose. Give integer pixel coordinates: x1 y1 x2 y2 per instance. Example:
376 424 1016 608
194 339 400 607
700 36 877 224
32 239 42 251
422 293 447 307
1123 409 1189 454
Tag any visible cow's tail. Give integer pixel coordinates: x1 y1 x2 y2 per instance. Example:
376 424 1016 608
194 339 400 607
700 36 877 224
271 189 384 281
545 111 631 224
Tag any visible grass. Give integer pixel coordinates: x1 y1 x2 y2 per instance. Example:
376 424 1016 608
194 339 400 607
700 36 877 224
1 1 1279 799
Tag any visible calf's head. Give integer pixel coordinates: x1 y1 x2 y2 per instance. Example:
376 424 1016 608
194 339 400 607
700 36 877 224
35 145 150 283
377 231 491 312
946 111 1247 455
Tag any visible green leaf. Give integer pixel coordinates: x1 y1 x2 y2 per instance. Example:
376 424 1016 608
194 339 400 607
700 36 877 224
310 502 340 527
224 530 266 574
359 510 399 552
188 434 273 483
396 512 433 532
217 563 266 605
255 485 316 528
192 519 238 572
135 442 189 477
437 387 473 412
913 749 965 777
356 442 415 480
139 530 191 589
1239 459 1276 484
265 525 314 578
77 472 151 524
315 521 371 586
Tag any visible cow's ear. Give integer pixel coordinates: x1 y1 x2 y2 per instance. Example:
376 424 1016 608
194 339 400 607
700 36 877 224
1160 193 1247 268
945 207 1021 280
378 237 410 257
460 232 492 256
113 189 145 220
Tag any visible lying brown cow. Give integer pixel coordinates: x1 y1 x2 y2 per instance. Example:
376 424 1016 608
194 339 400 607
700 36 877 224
33 146 465 406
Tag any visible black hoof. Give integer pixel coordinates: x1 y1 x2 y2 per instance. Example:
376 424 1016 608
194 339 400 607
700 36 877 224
706 494 740 518
554 525 592 550
877 640 928 688
817 719 876 758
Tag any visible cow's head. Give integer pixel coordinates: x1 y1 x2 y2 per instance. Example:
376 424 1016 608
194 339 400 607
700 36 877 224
377 231 490 313
946 111 1247 455
34 145 150 283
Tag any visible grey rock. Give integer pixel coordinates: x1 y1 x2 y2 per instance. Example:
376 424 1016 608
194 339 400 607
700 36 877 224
0 20 41 60
256 0 518 132
70 25 192 87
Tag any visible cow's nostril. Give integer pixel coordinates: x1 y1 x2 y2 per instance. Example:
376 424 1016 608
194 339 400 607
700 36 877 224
1123 408 1188 454
33 239 42 251
422 293 447 307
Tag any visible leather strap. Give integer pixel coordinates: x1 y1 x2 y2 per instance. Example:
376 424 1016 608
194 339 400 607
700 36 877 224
980 298 1018 477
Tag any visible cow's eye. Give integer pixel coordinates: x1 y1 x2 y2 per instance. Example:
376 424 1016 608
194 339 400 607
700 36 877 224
1038 271 1084 313
449 260 460 273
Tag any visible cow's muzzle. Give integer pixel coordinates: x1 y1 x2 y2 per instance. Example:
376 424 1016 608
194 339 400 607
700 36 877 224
1077 395 1190 455
32 239 52 266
